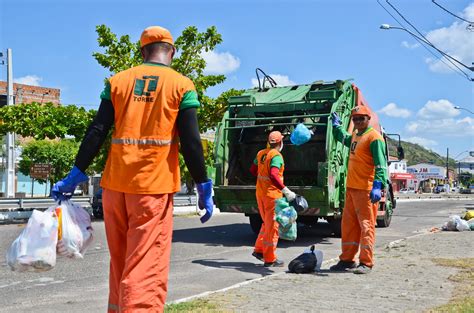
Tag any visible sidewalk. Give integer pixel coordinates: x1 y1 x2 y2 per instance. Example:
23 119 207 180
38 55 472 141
187 230 474 312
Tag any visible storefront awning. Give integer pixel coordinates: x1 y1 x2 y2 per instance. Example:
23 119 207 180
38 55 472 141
391 173 415 180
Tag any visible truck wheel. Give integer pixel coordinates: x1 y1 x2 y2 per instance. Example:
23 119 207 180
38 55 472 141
249 214 263 235
377 192 393 228
328 217 342 238
376 209 392 228
92 205 103 219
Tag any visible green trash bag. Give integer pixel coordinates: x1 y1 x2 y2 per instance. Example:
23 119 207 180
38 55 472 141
275 197 297 241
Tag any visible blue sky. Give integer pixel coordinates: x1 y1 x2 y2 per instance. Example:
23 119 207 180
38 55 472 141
1 0 473 160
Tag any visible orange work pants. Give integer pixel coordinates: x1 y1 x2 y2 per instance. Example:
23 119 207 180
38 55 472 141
253 195 279 263
102 189 174 313
339 188 378 267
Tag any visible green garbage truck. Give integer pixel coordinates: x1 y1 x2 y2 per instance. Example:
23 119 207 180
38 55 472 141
212 75 404 236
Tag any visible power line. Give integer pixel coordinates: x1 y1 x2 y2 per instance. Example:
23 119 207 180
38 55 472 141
377 0 472 81
431 0 473 24
386 0 472 73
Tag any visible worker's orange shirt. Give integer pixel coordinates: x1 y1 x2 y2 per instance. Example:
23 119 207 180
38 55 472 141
347 128 384 190
101 63 197 194
256 148 285 198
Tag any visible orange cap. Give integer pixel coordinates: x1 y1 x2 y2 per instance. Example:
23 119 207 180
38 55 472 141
351 105 372 117
268 131 283 144
140 26 174 47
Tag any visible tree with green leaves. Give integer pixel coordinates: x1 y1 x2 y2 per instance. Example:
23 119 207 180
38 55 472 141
0 102 93 140
18 139 80 188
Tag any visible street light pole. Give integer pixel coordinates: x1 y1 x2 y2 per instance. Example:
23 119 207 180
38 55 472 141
4 49 15 198
454 106 474 115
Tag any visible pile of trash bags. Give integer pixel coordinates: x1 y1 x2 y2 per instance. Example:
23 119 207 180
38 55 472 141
442 211 474 232
6 200 94 272
275 197 298 241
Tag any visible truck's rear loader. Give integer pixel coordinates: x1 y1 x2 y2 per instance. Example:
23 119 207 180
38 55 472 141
213 78 403 236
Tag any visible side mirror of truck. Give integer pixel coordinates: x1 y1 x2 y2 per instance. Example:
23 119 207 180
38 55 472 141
397 146 405 160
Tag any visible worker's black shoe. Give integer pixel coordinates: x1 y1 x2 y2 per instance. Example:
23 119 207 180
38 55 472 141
353 263 372 274
252 251 264 261
264 259 284 267
329 260 357 272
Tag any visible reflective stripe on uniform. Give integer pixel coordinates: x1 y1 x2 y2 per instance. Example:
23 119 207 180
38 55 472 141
263 240 277 247
108 303 120 311
342 241 359 246
112 138 176 146
257 175 271 181
360 244 373 250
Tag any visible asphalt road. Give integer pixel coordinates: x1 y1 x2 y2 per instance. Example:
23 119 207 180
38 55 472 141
0 199 471 312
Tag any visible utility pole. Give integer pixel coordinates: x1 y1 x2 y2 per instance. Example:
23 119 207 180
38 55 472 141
4 49 15 198
446 148 449 185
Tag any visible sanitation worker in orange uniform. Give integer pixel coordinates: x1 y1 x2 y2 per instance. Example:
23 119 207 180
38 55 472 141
249 131 296 267
329 106 387 274
51 26 214 312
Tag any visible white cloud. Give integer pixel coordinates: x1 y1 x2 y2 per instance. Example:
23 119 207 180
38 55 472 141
202 50 240 74
417 99 460 119
425 3 474 73
14 75 42 86
406 116 474 137
378 102 411 118
405 136 438 148
251 74 296 88
401 41 420 49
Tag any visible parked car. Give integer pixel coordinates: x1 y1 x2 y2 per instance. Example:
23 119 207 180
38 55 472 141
73 186 84 196
91 188 103 218
399 188 415 194
434 185 445 194
460 187 472 194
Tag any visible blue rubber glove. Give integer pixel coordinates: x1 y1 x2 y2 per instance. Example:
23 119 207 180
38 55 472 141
370 180 382 203
196 179 214 223
330 112 341 127
51 166 88 201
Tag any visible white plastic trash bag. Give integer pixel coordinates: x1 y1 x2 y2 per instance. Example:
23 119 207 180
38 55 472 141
443 215 471 232
47 200 94 259
6 210 58 272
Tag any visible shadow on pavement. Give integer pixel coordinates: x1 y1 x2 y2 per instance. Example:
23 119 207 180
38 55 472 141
192 259 276 276
172 222 336 248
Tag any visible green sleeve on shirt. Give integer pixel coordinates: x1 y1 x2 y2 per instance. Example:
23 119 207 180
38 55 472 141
370 138 388 187
100 80 111 101
270 155 284 169
253 158 258 165
333 125 352 147
180 90 200 110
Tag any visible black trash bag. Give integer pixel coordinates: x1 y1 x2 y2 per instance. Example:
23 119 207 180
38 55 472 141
290 195 308 213
288 245 317 274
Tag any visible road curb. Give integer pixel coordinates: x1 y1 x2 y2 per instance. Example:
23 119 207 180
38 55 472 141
168 228 440 305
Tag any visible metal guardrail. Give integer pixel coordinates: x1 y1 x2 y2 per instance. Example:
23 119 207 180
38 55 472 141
395 193 474 200
174 195 196 207
0 196 92 211
0 195 196 211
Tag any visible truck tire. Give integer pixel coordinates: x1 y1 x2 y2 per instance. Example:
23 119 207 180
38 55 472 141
328 217 342 238
249 214 263 235
376 192 393 228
